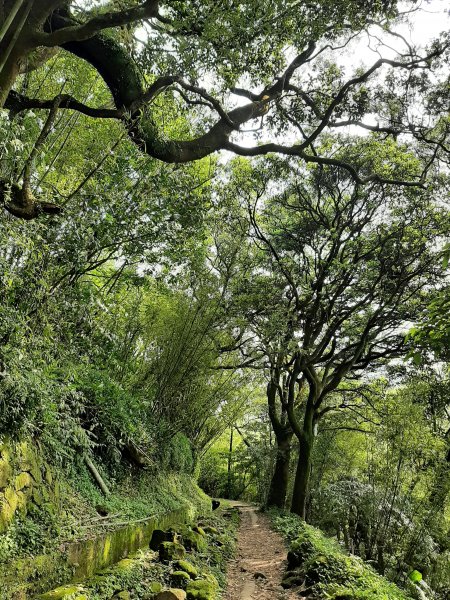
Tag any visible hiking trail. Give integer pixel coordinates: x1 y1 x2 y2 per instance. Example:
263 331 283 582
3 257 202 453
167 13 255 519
223 503 295 600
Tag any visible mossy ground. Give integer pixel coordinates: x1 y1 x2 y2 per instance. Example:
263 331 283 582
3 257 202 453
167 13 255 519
269 509 414 600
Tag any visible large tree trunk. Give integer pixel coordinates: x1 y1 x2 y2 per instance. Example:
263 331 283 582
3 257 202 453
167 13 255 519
0 58 20 107
267 429 293 508
266 375 293 509
290 430 313 519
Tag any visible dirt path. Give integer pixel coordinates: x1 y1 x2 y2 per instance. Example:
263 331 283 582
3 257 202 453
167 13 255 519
223 504 295 600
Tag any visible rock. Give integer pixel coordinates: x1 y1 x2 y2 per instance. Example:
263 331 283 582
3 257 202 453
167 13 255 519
112 592 131 600
150 529 178 550
179 528 207 552
171 571 191 587
253 572 266 579
156 589 187 600
202 526 218 535
115 558 136 572
214 534 227 547
281 573 304 589
192 525 206 536
186 578 218 600
148 582 163 594
287 539 315 569
175 560 198 578
159 541 186 562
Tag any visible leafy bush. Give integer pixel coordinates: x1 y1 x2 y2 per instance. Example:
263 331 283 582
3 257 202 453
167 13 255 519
167 433 195 474
270 509 414 600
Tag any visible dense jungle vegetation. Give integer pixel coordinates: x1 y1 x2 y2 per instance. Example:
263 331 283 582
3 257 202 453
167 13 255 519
0 1 449 599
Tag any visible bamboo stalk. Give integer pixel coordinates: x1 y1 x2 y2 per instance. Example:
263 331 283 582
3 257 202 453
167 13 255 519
84 454 110 496
0 0 33 75
0 0 25 44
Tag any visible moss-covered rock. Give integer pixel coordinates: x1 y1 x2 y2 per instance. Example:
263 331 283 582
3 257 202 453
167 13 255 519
174 560 198 578
148 581 163 594
156 590 187 600
192 526 206 537
186 578 218 600
171 571 191 587
150 529 178 550
201 526 218 535
281 572 304 589
115 558 137 572
159 541 186 562
112 592 131 600
179 528 207 553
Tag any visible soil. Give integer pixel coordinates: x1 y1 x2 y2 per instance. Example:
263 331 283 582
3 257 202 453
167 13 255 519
223 503 296 600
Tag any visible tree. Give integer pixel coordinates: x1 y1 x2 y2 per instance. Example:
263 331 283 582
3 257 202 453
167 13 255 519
1 1 449 217
223 155 449 518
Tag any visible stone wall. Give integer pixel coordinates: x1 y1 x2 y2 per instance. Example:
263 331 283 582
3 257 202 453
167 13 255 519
2 505 196 599
0 439 60 535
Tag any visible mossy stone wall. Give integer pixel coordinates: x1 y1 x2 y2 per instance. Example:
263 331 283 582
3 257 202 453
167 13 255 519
2 505 197 599
0 439 60 534
68 506 195 581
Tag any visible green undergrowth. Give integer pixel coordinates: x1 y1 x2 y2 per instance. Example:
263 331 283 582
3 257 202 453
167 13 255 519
0 461 209 575
62 467 210 538
38 507 240 600
269 509 415 600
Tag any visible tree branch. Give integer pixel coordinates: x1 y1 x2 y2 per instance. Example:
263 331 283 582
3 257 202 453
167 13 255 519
34 1 160 46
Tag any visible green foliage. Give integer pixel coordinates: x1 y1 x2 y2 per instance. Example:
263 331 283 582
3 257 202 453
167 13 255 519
166 434 195 474
270 510 414 600
65 463 210 525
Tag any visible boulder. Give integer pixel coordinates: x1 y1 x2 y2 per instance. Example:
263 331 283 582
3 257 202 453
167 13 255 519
174 560 198 578
281 572 304 589
159 541 186 562
115 558 136 572
287 539 315 569
155 590 187 600
171 571 191 587
179 528 207 552
186 579 218 600
150 529 178 550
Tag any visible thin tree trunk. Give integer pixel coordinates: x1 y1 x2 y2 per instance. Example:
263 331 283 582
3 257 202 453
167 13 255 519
226 426 233 498
266 430 293 508
84 454 110 496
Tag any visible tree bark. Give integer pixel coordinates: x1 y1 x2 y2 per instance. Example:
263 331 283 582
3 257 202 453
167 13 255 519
267 429 293 508
266 375 294 509
290 430 313 519
226 426 234 498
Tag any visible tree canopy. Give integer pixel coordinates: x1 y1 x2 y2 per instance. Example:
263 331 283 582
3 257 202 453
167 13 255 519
1 0 450 217
0 3 449 599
